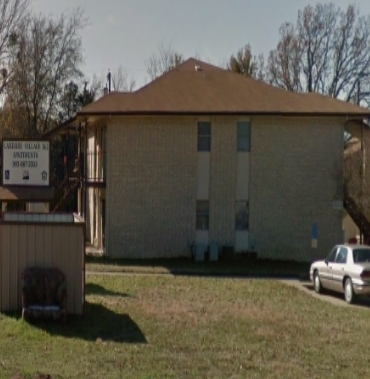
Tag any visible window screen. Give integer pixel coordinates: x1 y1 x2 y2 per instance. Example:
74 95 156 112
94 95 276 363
198 122 211 151
235 201 249 230
237 121 251 152
196 201 209 230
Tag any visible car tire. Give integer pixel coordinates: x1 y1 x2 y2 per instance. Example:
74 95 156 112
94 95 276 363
313 271 322 294
344 278 355 304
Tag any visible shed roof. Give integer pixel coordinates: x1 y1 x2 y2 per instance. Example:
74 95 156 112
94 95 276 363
78 58 370 117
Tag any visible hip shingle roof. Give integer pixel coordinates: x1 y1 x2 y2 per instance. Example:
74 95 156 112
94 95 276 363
78 58 370 117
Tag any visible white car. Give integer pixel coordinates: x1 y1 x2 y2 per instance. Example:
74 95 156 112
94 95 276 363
309 244 370 304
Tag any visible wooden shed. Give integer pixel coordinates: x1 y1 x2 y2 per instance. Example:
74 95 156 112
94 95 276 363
0 213 85 315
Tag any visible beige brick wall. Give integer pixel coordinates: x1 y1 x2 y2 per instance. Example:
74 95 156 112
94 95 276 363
105 116 197 258
249 117 344 262
104 115 344 261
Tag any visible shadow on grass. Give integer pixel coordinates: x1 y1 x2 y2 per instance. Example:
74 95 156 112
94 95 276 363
14 302 147 343
86 255 311 279
85 282 131 297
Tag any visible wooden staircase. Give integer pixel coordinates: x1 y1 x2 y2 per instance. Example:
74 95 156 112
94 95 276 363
51 176 80 212
343 186 370 241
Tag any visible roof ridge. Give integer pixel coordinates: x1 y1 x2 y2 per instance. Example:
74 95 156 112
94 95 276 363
135 57 220 94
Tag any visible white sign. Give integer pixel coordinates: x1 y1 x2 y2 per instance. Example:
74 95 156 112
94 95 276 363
2 140 50 186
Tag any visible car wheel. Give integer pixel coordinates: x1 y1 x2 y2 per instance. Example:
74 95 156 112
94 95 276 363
344 278 355 304
313 271 322 293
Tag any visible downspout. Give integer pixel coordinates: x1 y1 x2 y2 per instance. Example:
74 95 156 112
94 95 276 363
358 81 365 244
78 121 82 215
93 125 97 244
84 121 88 220
361 121 365 244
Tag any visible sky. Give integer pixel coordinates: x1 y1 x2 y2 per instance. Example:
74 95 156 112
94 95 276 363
31 0 370 89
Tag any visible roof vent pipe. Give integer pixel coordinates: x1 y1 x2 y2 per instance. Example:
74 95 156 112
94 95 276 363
107 70 111 93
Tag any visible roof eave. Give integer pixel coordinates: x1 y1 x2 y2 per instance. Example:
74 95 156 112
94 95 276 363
41 116 79 140
77 110 370 118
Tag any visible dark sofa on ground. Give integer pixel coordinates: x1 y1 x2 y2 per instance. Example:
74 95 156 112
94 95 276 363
21 267 67 323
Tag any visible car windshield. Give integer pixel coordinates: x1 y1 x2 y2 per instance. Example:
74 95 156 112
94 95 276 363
353 249 370 263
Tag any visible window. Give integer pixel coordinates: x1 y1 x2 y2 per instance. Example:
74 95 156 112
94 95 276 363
326 247 337 263
235 201 249 230
335 247 348 264
196 201 209 230
237 121 251 152
198 122 211 151
353 249 370 263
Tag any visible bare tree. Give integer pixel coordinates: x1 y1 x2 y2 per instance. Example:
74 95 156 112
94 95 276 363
267 23 302 92
58 76 102 122
266 2 370 105
145 43 184 81
111 65 135 92
328 6 370 103
297 3 338 94
360 81 370 109
0 0 29 95
88 74 105 100
193 51 213 64
228 44 265 80
4 8 85 137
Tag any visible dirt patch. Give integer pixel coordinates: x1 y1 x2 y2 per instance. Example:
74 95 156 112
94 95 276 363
12 373 52 379
33 374 52 379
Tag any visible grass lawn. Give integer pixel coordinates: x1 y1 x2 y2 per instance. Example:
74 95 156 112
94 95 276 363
1 274 369 378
